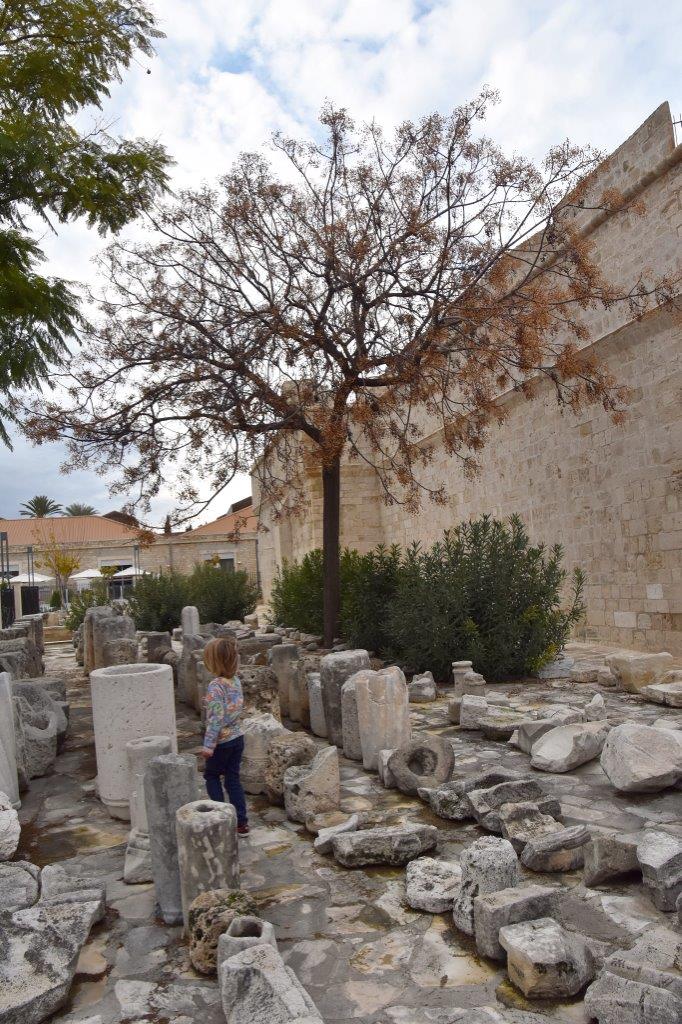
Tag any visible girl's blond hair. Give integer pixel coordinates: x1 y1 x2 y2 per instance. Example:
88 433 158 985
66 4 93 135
203 636 239 679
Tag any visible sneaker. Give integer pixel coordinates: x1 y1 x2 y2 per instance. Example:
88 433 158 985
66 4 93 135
237 823 250 836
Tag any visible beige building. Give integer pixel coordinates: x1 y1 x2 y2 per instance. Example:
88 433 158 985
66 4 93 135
254 103 682 655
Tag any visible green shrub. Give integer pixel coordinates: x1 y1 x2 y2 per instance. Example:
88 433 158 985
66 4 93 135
49 590 62 610
270 515 585 681
128 572 190 632
64 580 111 630
188 563 259 624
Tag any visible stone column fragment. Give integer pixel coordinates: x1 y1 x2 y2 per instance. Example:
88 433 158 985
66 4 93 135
0 672 20 807
307 673 327 737
90 663 177 820
241 714 284 795
176 798 239 929
320 649 370 748
354 666 411 771
124 734 172 884
181 606 201 636
144 752 200 924
267 643 299 720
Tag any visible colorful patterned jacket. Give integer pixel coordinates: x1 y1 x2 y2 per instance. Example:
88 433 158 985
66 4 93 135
202 676 244 754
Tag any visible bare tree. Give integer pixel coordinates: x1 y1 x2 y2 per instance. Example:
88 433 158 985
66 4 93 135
24 92 673 644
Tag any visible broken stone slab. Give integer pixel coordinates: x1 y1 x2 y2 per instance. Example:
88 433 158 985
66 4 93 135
341 677 362 760
0 672 19 807
473 884 559 960
427 769 527 822
584 693 607 720
537 656 574 680
332 823 438 868
636 829 682 912
241 714 285 796
530 721 610 773
582 831 641 886
515 719 558 753
307 673 327 737
388 734 454 796
520 824 590 871
189 888 258 975
354 666 411 771
583 924 682 1024
176 799 239 929
459 693 489 729
377 748 397 788
466 778 550 833
640 681 682 708
606 651 674 693
408 671 437 702
217 916 277 965
479 712 536 741
320 649 370 748
405 856 462 913
267 643 299 720
499 801 565 854
600 723 682 793
38 864 106 919
0 791 21 860
500 918 595 998
283 746 340 824
452 836 521 936
0 861 40 911
219 942 323 1024
263 731 316 805
124 734 172 884
313 813 360 855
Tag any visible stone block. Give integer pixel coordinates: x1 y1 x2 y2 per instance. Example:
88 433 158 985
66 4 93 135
600 723 682 793
636 829 682 911
124 734 172 884
354 666 411 771
452 837 521 936
520 825 590 872
499 918 595 998
189 888 257 975
388 735 454 796
241 714 284 795
332 823 438 867
217 916 276 965
267 643 299 720
498 802 565 854
0 791 20 860
341 677 362 760
530 721 610 773
459 694 488 729
0 672 19 807
408 671 437 702
219 942 323 1023
320 649 370 748
307 673 327 737
606 651 674 693
263 731 315 805
473 884 559 960
405 856 462 913
176 799 239 929
582 831 641 886
283 746 340 823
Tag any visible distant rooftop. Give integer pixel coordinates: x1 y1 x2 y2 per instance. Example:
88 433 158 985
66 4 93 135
0 515 139 546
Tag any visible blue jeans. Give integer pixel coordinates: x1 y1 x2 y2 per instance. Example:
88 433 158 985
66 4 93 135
203 735 248 825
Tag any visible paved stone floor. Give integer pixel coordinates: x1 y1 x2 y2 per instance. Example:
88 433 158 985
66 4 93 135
17 640 682 1024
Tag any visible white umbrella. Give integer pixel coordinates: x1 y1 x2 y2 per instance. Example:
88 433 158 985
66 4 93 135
112 566 149 579
71 568 105 580
10 572 54 585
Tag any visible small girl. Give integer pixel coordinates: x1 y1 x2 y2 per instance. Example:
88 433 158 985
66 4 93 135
201 636 249 835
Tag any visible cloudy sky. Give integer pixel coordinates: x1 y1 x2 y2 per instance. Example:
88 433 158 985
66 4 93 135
2 0 680 523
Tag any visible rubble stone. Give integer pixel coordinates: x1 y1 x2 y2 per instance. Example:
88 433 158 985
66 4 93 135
600 723 682 792
405 856 462 913
263 731 316 805
640 681 682 707
473 884 559 960
606 651 674 693
452 837 521 935
408 671 437 702
636 829 682 911
188 888 258 975
320 649 370 748
520 824 590 871
499 918 595 998
0 672 19 806
530 721 610 772
283 746 340 823
388 735 454 795
332 823 438 867
499 801 565 854
313 813 360 855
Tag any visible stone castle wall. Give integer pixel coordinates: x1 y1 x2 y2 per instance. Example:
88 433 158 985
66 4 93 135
254 103 682 654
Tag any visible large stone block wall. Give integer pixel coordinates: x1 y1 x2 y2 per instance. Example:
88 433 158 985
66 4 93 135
254 103 682 655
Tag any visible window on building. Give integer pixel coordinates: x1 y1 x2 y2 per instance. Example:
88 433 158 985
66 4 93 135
205 555 235 572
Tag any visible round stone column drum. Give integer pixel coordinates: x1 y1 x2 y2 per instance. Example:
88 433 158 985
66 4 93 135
90 663 177 820
176 798 239 929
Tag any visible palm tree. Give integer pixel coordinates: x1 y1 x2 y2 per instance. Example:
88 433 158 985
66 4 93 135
64 503 97 516
19 495 63 518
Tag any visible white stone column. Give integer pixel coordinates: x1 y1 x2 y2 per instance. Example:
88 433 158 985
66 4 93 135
176 799 239 929
124 734 172 883
90 663 177 820
0 672 20 808
181 606 201 636
267 644 299 719
355 666 411 771
241 714 284 795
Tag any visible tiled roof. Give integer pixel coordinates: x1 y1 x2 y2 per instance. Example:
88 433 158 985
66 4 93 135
0 516 139 547
191 507 257 537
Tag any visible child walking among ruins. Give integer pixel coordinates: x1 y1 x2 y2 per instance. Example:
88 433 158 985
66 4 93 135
201 636 249 835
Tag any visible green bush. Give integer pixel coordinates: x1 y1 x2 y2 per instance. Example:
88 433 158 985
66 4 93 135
64 580 111 630
127 572 190 632
270 515 585 681
188 563 259 624
49 590 62 610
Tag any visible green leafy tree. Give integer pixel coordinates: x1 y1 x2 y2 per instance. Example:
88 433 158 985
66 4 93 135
19 494 62 516
189 562 259 625
64 503 97 516
0 0 171 444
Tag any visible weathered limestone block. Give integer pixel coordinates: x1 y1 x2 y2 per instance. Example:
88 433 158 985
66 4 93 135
218 917 277 965
466 778 549 833
582 831 641 886
354 666 411 771
91 662 177 819
636 829 682 911
144 752 200 925
600 723 682 793
0 860 40 911
39 864 106 918
0 790 20 860
188 889 258 975
515 719 558 753
341 678 362 760
499 918 595 998
320 649 370 748
0 636 42 678
452 837 521 936
520 825 590 872
584 693 607 720
101 635 138 667
499 802 565 854
332 823 438 867
307 673 327 737
146 631 172 663
479 711 535 741
606 651 674 693
241 714 284 795
12 697 29 793
13 681 68 753
237 664 280 717
313 813 360 855
15 695 58 779
530 721 610 772
181 605 201 636
291 659 314 728
459 693 489 729
409 671 437 702
263 731 315 805
267 643 299 719
219 942 323 1024
474 884 559 960
427 768 524 823
640 681 682 707
377 748 396 788
176 799 239 929
405 856 462 913
92 612 136 670
388 735 454 796
283 746 339 824
177 633 206 707
124 734 172 884
0 672 19 807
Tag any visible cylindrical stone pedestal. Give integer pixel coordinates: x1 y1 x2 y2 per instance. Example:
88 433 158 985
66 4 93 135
124 734 172 884
90 663 177 820
0 672 20 808
176 799 239 929
452 661 473 689
144 753 200 925
241 714 284 795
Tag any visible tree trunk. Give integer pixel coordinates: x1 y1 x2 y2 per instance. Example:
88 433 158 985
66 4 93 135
322 456 341 648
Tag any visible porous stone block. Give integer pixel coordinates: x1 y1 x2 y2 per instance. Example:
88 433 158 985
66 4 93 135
91 663 177 819
584 693 607 720
144 752 200 925
320 649 370 748
101 636 138 666
354 666 411 771
600 723 682 793
283 746 340 824
499 918 595 998
405 856 462 913
267 643 299 720
0 860 40 911
176 799 239 929
332 823 438 867
452 836 521 936
520 825 590 872
499 802 564 854
217 916 276 965
263 731 315 805
189 888 257 975
473 884 559 960
341 678 362 760
241 713 284 795
219 942 323 1023
636 829 682 911
388 735 454 796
